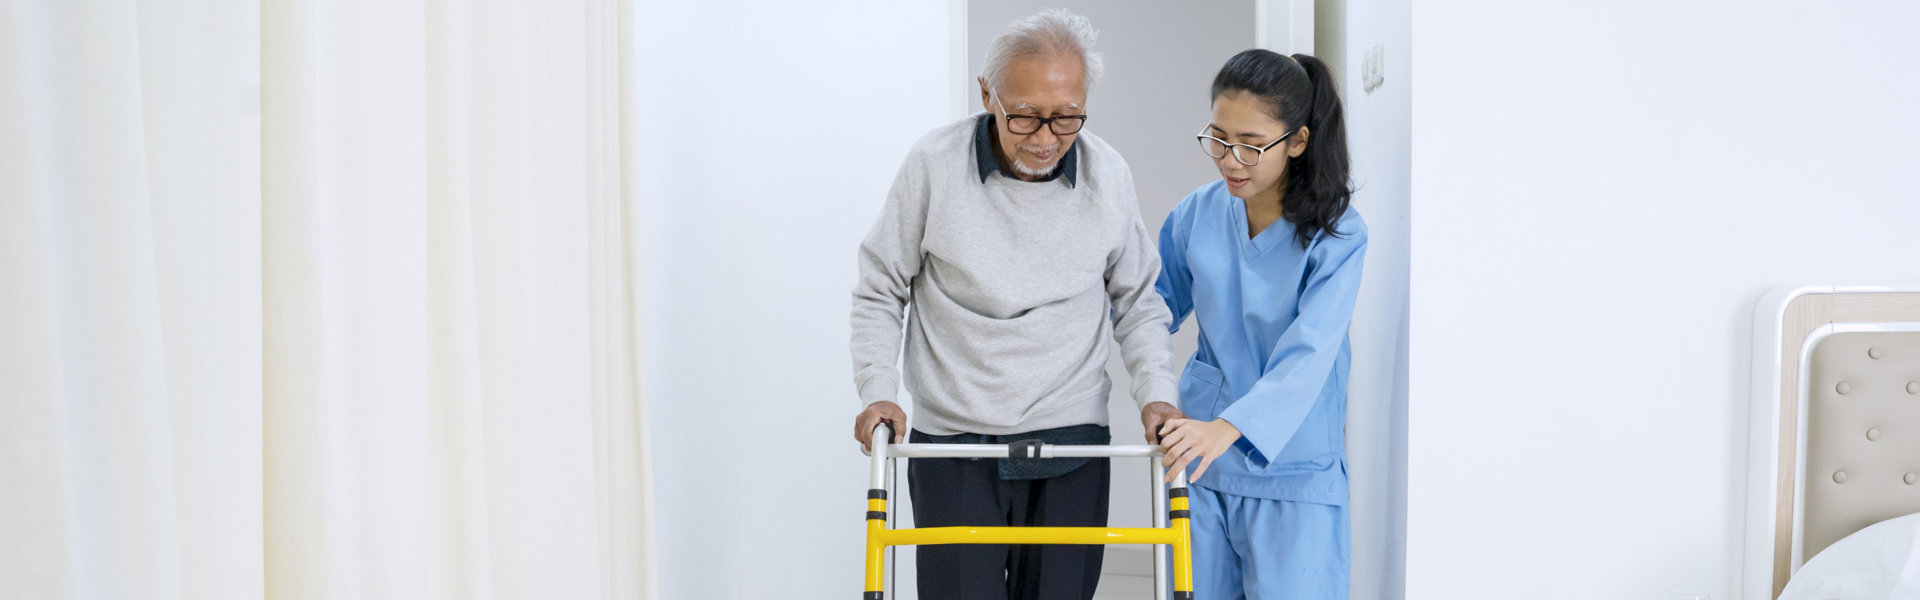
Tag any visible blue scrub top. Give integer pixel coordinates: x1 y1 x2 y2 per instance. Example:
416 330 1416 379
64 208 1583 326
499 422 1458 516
1156 180 1367 505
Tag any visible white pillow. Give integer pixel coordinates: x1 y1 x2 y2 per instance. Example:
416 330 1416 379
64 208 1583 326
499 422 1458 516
1781 512 1920 600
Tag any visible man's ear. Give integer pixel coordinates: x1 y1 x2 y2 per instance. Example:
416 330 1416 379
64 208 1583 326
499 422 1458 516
979 77 993 113
1287 126 1311 158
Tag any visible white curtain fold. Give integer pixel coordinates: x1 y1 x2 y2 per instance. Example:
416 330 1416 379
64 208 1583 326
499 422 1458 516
0 1 263 598
2 0 654 597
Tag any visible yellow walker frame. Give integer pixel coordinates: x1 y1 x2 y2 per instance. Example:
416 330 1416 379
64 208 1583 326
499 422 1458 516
862 423 1195 599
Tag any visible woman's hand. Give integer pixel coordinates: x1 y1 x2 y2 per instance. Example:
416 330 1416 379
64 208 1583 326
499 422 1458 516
1158 418 1242 483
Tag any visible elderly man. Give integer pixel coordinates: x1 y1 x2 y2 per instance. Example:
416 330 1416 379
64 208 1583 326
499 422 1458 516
849 9 1183 600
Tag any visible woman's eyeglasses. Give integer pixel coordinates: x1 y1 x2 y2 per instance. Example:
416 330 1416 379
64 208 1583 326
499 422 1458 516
1196 126 1300 166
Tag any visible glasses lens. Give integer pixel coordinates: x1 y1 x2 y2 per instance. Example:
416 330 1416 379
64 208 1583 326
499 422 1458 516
1199 137 1228 159
1005 115 1040 135
1049 117 1085 135
1231 145 1262 166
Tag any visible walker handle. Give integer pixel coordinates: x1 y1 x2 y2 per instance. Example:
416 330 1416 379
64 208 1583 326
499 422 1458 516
863 422 896 457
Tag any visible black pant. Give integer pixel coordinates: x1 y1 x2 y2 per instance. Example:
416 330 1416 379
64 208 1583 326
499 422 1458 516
907 435 1111 600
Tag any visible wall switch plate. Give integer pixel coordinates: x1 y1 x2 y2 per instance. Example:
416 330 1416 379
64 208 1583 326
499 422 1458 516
1362 43 1385 94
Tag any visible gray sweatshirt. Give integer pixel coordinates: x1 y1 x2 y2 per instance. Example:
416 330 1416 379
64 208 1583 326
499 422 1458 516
850 114 1177 436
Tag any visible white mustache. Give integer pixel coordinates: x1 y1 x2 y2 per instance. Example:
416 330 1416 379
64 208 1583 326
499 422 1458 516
1017 143 1060 156
1010 142 1063 178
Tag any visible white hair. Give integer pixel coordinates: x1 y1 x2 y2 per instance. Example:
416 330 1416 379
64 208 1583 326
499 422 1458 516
980 9 1104 99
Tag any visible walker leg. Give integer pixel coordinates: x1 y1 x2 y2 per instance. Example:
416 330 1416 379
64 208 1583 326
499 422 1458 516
864 424 892 598
864 492 886 599
1153 460 1170 600
885 455 898 595
1170 476 1194 600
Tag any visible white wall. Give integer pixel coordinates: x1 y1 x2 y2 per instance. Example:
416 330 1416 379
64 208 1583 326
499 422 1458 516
1259 0 1317 55
1315 0 1411 599
1408 2 1920 599
633 2 955 598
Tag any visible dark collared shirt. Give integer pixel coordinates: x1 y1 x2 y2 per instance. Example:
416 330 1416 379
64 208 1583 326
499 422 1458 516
974 113 1078 188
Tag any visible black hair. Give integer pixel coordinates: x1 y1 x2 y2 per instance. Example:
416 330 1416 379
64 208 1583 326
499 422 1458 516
1210 49 1352 249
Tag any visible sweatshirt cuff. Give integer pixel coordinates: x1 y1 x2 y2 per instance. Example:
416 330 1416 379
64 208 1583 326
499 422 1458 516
1131 374 1178 411
857 372 900 408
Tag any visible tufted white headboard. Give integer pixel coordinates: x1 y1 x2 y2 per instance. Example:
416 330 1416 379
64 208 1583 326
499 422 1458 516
1744 286 1920 599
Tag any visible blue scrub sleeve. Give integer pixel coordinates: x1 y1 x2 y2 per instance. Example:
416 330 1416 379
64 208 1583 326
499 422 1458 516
1156 198 1195 332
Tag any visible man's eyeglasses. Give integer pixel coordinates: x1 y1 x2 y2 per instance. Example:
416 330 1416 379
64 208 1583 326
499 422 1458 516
994 97 1087 136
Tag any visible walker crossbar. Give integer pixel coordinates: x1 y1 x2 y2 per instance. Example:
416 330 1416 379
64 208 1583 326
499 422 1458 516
861 423 1195 600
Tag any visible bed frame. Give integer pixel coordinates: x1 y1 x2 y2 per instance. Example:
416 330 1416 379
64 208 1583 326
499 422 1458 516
1744 285 1920 599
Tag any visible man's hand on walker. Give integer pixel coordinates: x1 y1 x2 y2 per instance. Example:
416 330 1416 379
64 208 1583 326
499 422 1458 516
854 401 908 453
1140 401 1185 445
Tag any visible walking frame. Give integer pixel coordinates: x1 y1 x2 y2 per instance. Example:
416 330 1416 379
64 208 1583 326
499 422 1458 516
861 423 1195 599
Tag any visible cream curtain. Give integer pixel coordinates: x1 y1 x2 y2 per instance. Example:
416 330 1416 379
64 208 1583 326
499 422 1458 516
0 0 655 598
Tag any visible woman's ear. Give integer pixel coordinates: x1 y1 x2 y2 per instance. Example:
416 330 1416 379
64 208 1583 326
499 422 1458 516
1287 126 1311 158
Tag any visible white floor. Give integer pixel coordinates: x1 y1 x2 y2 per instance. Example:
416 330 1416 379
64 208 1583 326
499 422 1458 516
875 547 1162 599
1093 573 1158 600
